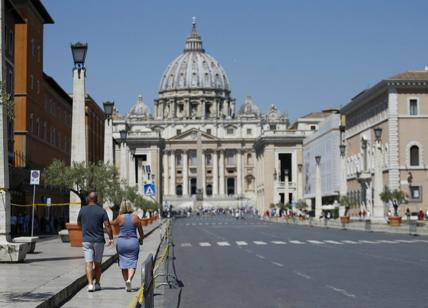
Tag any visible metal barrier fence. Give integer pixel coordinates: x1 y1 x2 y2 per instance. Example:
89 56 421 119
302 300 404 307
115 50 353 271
130 220 171 308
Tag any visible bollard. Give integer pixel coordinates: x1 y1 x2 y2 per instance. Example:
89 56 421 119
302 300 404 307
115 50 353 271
409 220 417 235
364 219 371 232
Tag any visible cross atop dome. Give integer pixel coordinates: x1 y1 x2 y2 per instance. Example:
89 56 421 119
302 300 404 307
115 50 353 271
185 17 205 52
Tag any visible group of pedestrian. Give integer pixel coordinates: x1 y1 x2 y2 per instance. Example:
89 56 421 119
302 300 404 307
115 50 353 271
77 191 145 292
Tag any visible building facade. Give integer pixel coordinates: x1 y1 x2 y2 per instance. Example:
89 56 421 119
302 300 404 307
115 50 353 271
110 20 312 212
303 112 344 208
341 69 428 217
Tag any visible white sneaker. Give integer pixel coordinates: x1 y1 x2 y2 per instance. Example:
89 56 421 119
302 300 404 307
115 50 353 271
125 280 131 292
87 284 95 292
94 283 101 291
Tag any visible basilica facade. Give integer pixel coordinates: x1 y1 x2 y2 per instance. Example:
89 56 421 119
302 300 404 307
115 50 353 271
108 20 316 212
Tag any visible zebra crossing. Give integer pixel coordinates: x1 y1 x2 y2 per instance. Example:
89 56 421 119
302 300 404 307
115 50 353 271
182 221 269 226
179 239 428 248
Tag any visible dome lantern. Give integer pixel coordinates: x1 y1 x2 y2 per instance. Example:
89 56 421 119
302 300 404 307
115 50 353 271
184 17 205 52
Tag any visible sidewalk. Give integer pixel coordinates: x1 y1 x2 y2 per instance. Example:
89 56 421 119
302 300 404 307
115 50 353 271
264 216 428 235
63 227 163 308
0 221 160 308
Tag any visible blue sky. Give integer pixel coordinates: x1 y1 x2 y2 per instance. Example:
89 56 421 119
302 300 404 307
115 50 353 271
43 0 428 121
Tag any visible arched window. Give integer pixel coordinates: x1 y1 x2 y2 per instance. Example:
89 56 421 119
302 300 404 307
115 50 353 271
410 145 420 166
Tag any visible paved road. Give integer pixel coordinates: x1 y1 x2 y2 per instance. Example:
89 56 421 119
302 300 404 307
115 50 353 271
162 215 428 308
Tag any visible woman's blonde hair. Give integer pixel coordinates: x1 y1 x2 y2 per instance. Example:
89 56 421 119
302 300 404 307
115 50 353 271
119 200 134 215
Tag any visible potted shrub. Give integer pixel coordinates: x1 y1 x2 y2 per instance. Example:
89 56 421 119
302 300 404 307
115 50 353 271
296 200 307 221
380 186 406 226
339 196 354 224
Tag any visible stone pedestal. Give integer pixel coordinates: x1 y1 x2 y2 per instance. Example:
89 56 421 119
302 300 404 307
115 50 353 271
12 236 38 253
0 241 29 262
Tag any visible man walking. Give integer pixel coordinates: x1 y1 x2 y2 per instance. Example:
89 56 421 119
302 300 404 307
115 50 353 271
77 192 113 292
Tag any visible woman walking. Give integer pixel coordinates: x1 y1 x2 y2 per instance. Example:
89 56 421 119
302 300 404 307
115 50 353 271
114 201 144 291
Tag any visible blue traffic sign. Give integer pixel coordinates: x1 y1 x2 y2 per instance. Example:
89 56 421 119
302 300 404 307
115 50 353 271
144 183 156 196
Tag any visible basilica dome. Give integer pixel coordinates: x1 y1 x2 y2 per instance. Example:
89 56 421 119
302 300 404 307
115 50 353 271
159 19 230 93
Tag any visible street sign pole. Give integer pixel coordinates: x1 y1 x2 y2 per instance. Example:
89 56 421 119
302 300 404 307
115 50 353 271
31 184 36 237
30 170 40 237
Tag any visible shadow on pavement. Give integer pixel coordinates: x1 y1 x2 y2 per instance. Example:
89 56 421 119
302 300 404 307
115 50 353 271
0 291 53 303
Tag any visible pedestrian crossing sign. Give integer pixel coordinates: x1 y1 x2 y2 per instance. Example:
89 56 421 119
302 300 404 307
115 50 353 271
144 183 156 196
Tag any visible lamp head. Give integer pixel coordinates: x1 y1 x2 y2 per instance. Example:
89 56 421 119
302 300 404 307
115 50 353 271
103 101 114 117
339 144 346 156
374 127 382 142
315 155 321 165
119 129 128 141
71 42 88 68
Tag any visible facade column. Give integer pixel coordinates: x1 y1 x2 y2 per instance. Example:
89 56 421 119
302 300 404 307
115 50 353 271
236 150 242 195
169 150 176 196
213 150 218 195
315 156 322 218
182 151 188 196
202 151 206 196
137 158 144 194
219 150 225 195
128 151 136 187
297 164 303 200
162 151 169 196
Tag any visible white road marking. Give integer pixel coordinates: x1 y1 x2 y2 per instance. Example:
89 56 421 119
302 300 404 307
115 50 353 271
218 222 223 225
256 254 265 259
379 240 398 244
289 240 304 244
224 222 228 225
199 242 211 247
326 285 356 298
236 241 248 246
341 240 358 244
217 241 230 246
307 240 325 244
358 240 378 244
394 239 415 243
294 271 311 279
271 241 286 245
272 261 284 267
181 243 192 247
253 241 267 245
324 240 343 245
191 223 196 226
185 223 190 226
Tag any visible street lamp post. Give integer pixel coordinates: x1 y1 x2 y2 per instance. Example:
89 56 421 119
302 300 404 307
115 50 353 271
373 127 384 221
315 155 322 218
103 101 114 165
103 101 115 219
284 169 289 205
119 129 128 183
69 42 88 224
339 144 347 197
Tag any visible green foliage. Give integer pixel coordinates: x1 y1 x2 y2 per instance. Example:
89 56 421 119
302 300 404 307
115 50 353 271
43 160 158 214
43 160 121 205
379 186 406 205
339 195 355 216
296 200 307 210
0 81 14 120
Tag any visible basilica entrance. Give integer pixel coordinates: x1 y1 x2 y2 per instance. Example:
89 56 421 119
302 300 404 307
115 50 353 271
227 178 235 195
190 178 197 195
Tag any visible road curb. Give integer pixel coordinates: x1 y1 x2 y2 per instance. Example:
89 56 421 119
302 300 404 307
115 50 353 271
263 217 428 236
36 223 161 308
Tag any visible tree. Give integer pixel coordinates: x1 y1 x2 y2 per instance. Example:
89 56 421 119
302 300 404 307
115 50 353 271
380 186 406 216
43 160 120 206
339 195 355 217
